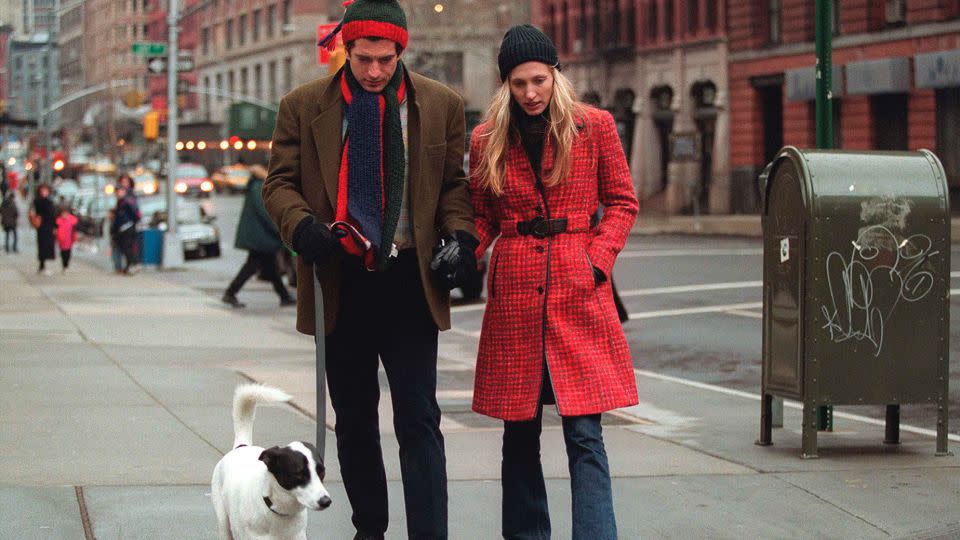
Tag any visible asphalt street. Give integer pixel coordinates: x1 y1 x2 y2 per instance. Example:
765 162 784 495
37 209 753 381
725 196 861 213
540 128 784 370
79 192 959 437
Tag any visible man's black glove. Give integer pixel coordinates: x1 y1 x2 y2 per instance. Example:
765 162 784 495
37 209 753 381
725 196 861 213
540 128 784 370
292 216 341 264
430 230 480 291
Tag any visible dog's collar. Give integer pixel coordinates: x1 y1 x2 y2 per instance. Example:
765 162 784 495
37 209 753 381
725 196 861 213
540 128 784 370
263 496 293 517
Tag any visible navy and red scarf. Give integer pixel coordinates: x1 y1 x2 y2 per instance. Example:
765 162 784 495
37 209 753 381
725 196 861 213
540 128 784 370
334 64 407 270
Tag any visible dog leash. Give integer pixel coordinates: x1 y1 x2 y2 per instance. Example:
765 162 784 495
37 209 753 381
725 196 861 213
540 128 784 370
312 264 327 461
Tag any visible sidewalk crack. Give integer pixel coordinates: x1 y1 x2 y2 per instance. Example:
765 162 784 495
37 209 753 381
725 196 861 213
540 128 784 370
774 474 893 537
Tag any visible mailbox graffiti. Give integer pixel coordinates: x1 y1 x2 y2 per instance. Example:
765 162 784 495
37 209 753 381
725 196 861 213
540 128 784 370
820 225 938 357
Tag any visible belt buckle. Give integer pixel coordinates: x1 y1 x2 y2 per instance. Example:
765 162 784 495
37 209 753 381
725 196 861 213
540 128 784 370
529 216 548 239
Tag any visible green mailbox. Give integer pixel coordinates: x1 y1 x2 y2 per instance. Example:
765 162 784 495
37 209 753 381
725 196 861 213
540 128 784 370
759 147 951 458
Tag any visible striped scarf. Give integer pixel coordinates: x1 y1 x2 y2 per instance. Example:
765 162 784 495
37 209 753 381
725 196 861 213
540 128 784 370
335 64 406 270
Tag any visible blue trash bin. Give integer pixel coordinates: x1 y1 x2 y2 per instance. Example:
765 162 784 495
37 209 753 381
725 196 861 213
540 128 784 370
141 228 164 265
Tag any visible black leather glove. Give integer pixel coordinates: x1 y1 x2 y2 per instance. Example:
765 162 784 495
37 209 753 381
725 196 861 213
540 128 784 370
292 216 341 264
430 230 480 291
592 265 607 287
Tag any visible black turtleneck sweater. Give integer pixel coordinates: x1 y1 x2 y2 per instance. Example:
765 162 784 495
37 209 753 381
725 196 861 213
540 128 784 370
514 104 549 179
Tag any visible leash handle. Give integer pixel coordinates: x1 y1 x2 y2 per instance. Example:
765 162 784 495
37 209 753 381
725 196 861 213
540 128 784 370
312 264 327 461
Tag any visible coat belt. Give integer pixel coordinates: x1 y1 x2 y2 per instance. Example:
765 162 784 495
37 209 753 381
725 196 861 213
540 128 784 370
500 214 592 239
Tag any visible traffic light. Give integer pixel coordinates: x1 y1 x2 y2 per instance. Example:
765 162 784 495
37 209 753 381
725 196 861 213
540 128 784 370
143 111 160 140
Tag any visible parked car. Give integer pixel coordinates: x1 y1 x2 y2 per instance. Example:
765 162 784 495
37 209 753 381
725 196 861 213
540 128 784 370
138 195 221 259
211 164 251 193
74 193 116 237
173 163 215 197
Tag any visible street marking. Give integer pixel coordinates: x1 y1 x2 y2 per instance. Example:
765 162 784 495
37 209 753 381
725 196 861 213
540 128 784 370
619 281 762 298
620 248 763 258
726 310 763 319
628 302 763 320
634 369 960 443
451 281 763 315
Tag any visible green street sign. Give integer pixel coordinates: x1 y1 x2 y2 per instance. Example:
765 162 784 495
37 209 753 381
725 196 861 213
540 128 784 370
131 42 167 56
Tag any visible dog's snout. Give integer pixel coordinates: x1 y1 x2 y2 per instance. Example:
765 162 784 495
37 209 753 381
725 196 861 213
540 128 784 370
317 496 332 510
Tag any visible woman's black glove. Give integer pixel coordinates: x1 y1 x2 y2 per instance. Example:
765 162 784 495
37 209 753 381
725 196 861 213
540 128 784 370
292 216 341 264
430 230 480 291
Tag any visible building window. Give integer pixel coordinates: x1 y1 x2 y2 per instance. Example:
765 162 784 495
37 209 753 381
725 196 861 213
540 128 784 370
204 76 211 118
226 19 233 48
268 60 277 101
267 5 276 38
832 0 841 35
648 0 659 41
768 0 782 44
591 2 601 48
282 0 291 28
240 67 248 95
228 70 235 96
215 72 223 102
283 56 292 94
202 27 210 55
664 0 674 41
238 14 247 46
625 1 635 44
252 9 261 42
884 0 905 26
687 0 699 34
255 64 263 99
706 0 717 31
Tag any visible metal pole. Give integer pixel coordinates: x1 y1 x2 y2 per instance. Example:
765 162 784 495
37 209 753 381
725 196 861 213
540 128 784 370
815 0 833 432
163 0 184 268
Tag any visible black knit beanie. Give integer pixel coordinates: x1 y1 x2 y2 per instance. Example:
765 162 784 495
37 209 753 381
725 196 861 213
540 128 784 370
497 24 560 81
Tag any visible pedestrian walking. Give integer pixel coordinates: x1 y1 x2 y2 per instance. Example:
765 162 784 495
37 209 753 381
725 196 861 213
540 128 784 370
29 184 57 275
1 191 18 253
55 206 79 272
111 184 141 274
106 209 123 273
468 25 639 540
263 1 477 537
222 164 295 308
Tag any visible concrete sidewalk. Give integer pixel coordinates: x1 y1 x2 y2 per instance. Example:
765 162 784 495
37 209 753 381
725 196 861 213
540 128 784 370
1 242 959 539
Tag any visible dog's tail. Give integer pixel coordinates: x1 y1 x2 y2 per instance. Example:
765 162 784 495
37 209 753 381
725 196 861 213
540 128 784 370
232 384 292 448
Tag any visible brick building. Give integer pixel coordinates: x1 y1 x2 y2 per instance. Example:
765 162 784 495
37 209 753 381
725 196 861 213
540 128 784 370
146 0 200 121
538 0 730 214
729 1 960 212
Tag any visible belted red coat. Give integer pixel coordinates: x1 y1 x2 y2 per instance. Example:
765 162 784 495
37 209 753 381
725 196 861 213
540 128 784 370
470 106 640 421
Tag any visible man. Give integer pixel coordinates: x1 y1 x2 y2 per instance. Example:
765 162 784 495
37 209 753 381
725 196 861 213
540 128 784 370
262 1 477 538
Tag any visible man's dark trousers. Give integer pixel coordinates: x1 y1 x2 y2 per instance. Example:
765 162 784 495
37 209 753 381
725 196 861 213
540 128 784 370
325 249 447 539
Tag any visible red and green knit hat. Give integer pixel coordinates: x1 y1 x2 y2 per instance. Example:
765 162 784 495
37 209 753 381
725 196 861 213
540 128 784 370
318 0 409 51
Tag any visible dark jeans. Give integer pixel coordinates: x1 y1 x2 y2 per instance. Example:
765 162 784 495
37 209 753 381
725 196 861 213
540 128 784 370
325 251 447 539
226 250 291 300
3 227 15 252
502 408 617 540
60 248 71 269
116 228 138 271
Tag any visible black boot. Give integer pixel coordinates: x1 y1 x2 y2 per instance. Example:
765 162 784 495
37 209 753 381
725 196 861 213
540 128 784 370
221 292 246 308
279 296 296 307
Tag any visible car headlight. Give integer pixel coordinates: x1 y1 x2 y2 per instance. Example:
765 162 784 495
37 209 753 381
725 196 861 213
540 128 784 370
200 180 214 192
175 182 187 193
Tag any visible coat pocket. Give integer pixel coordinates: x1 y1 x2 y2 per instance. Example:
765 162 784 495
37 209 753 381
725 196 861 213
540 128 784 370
488 251 500 298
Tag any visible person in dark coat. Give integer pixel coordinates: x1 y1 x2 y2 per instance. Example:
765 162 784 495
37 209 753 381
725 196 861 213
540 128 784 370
222 164 295 308
111 184 141 274
30 184 57 274
1 191 18 253
469 26 638 539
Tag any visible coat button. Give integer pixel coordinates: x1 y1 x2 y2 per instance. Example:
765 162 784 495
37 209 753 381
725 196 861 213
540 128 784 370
535 246 544 254
537 286 544 295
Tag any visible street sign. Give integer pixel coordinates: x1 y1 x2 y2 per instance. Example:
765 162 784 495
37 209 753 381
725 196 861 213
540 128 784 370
146 56 195 74
132 42 167 56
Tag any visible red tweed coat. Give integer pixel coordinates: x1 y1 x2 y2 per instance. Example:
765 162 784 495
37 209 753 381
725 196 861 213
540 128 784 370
470 107 639 421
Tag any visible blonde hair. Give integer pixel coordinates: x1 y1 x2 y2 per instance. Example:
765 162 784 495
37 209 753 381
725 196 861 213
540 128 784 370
474 67 586 196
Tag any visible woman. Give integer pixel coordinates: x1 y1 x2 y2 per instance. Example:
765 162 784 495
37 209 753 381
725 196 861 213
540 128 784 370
31 184 57 274
469 25 639 539
111 182 141 274
222 164 295 308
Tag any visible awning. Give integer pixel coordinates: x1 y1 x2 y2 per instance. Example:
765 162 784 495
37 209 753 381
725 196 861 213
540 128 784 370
915 49 960 89
845 57 911 95
785 65 844 101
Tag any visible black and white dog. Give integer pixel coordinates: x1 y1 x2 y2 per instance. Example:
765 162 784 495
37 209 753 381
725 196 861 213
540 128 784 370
211 384 331 540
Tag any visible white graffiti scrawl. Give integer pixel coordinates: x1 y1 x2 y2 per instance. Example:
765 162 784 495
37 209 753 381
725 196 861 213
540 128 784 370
820 225 938 357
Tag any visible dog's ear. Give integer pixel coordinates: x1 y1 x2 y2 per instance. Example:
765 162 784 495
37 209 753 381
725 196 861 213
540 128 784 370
259 446 280 470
